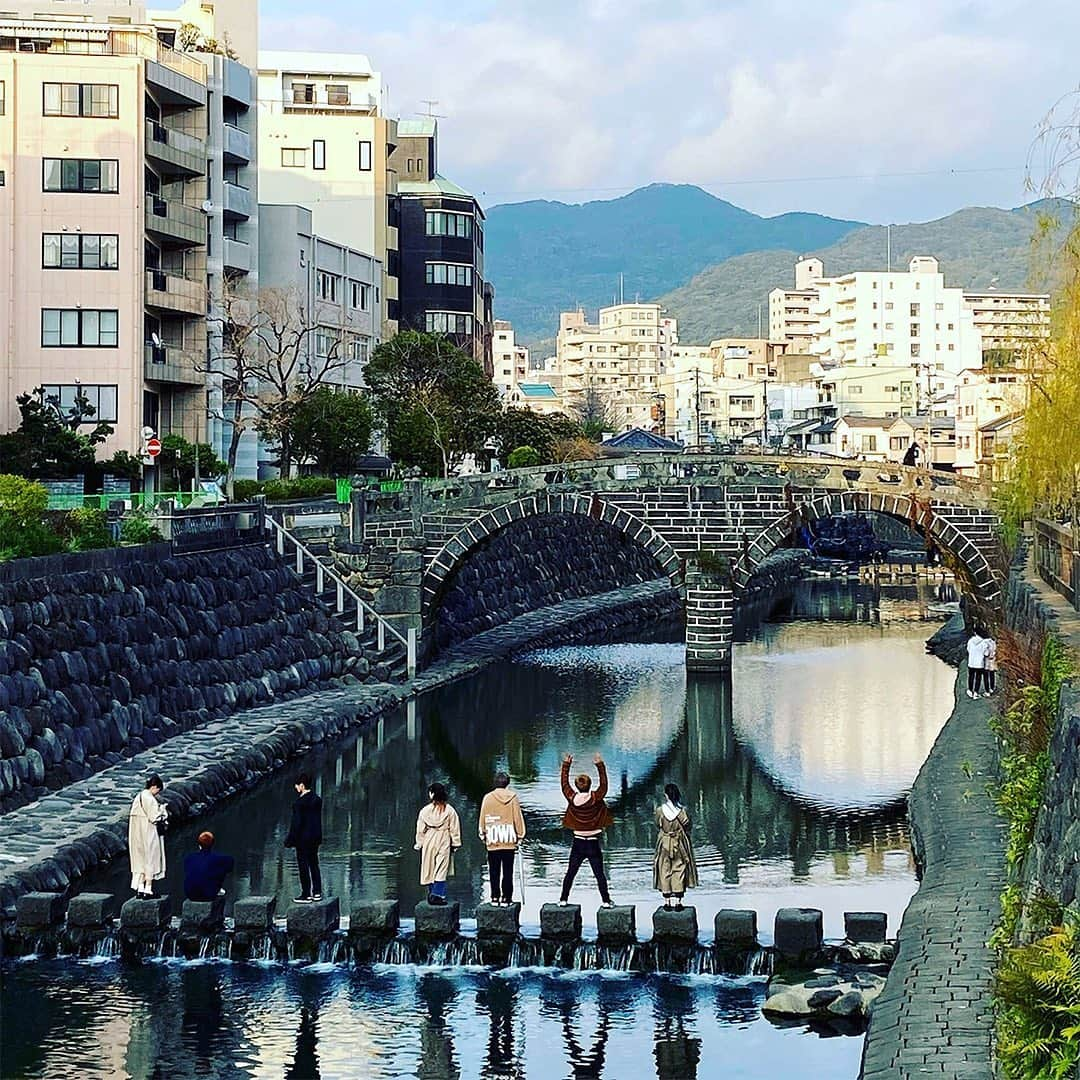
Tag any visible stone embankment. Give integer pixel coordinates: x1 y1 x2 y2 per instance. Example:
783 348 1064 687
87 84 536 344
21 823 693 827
0 545 371 813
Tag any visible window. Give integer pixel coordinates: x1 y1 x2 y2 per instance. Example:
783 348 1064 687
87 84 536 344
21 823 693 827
42 233 118 269
314 329 338 358
910 303 920 317
0 80 4 116
935 302 944 311
43 82 118 118
346 337 370 362
281 148 306 168
316 272 340 302
425 262 473 286
349 281 369 310
312 139 326 170
910 323 920 337
358 140 372 171
861 435 878 452
425 211 472 238
889 436 906 451
911 344 921 357
292 82 315 104
850 385 863 395
325 83 349 106
947 322 954 330
43 158 118 193
425 311 473 335
40 384 118 423
41 308 118 347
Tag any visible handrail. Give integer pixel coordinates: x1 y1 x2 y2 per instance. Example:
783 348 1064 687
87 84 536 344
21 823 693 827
264 516 416 679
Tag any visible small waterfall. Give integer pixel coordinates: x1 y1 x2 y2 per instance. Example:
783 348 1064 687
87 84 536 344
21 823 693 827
425 938 480 966
316 938 347 965
687 947 715 976
152 929 179 960
506 939 542 968
374 938 413 965
91 932 120 960
745 948 774 977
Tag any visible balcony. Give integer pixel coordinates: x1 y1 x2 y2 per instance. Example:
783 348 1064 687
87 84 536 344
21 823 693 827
146 120 206 177
223 181 253 219
222 58 254 106
223 238 250 273
145 269 205 316
144 342 203 386
223 123 252 164
145 194 204 247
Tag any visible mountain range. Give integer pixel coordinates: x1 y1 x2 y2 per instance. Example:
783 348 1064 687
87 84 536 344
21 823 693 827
484 184 1065 353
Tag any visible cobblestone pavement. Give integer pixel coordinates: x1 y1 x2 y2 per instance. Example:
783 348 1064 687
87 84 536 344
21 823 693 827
860 665 1006 1079
0 581 675 911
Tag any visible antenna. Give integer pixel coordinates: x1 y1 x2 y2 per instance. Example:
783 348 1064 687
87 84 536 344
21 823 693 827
419 99 445 118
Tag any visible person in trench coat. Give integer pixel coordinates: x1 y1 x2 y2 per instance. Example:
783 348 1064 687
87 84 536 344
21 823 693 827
415 782 462 905
129 773 168 896
653 783 698 909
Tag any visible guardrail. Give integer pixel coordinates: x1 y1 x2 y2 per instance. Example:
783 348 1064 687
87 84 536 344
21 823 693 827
264 517 416 679
159 503 262 553
46 491 202 512
1034 517 1079 610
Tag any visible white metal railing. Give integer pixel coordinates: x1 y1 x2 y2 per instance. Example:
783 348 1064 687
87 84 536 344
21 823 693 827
265 517 417 679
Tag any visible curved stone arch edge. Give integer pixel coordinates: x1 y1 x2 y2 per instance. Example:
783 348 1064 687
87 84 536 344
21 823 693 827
420 494 685 623
732 491 1002 604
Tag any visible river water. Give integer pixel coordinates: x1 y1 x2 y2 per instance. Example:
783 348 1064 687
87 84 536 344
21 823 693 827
1 581 956 1079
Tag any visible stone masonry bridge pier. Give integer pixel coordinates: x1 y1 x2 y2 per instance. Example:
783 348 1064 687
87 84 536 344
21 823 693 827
338 454 1004 670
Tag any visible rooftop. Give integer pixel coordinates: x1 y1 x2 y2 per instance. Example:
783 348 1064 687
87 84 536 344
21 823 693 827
894 415 956 431
258 50 374 77
396 117 437 137
839 415 893 428
397 174 476 200
517 383 558 400
602 428 682 453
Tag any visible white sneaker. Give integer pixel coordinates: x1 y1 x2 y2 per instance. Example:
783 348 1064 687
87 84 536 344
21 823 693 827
559 900 569 907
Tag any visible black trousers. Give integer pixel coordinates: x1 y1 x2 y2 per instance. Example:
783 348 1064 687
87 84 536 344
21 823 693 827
986 668 996 692
560 837 611 903
296 843 322 897
968 667 985 694
487 849 515 902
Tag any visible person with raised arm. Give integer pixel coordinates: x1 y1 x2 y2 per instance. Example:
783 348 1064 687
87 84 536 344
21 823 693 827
558 752 615 908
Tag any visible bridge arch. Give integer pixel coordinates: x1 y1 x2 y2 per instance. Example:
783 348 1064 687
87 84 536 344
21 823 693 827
421 492 685 630
732 488 1003 606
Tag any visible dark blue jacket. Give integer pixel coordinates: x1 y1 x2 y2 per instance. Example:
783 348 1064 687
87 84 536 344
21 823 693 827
183 849 235 901
285 791 323 848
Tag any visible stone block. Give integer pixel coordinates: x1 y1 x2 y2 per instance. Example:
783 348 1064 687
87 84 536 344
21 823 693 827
120 895 172 931
286 897 340 939
181 897 225 934
714 909 757 944
349 900 400 937
414 901 460 939
596 904 636 945
844 911 887 943
540 903 582 941
232 894 276 931
16 891 65 929
67 893 118 929
774 907 823 958
373 585 421 615
652 906 699 944
476 902 521 938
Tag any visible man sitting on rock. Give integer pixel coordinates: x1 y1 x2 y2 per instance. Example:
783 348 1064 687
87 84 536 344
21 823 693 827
183 831 235 901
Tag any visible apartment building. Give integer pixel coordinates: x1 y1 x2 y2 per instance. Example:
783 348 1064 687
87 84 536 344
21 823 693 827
256 51 397 334
815 363 954 421
964 290 1050 361
768 256 823 352
954 367 1030 476
393 119 493 371
0 9 214 458
553 303 673 432
491 320 529 400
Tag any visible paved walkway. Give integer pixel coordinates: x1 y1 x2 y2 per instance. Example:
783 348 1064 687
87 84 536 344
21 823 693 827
860 664 1006 1079
0 580 676 912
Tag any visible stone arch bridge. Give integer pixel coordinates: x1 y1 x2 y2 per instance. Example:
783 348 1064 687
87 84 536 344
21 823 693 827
354 454 1003 669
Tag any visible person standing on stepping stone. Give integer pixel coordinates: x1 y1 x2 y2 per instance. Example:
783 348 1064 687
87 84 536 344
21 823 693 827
558 752 615 908
653 783 698 910
478 771 527 905
415 782 462 906
128 773 168 898
284 773 323 904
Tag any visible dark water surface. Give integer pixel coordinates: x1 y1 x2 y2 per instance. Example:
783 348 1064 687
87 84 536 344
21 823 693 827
1 582 956 1078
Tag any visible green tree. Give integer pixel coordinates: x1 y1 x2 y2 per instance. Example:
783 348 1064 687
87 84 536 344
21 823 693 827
364 331 502 477
283 387 374 475
157 435 226 491
0 474 62 560
507 446 541 469
495 407 582 465
0 388 110 478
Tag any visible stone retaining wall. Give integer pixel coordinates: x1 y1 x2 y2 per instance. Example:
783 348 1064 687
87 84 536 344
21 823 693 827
0 544 366 813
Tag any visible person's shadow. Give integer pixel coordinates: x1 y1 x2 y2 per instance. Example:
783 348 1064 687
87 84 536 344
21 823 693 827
558 997 611 1079
284 978 333 1080
417 974 461 1080
653 1015 701 1080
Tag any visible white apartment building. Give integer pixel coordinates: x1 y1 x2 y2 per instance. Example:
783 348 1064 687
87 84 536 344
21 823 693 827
553 303 673 431
965 290 1051 359
708 338 777 380
815 363 955 421
768 256 823 353
492 320 529 400
256 51 397 333
954 367 1030 476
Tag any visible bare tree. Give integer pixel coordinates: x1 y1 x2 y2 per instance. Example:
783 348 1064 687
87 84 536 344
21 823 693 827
571 382 618 440
202 282 350 494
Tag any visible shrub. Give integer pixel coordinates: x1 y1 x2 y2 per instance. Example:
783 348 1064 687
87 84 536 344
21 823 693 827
63 507 113 552
232 479 262 501
261 476 336 502
101 451 143 482
507 446 541 469
690 549 732 579
0 475 63 561
120 511 163 545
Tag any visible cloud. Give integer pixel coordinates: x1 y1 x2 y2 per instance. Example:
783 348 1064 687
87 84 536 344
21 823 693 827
261 0 1080 220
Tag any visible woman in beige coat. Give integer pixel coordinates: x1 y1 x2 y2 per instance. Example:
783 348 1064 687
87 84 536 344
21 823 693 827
653 783 698 910
128 774 168 896
415 782 462 906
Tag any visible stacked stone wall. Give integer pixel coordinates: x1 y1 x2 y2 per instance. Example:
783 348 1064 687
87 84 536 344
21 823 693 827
0 544 365 813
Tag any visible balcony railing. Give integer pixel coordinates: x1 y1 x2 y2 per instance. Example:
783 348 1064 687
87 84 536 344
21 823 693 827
223 181 253 219
223 123 251 163
145 269 205 315
223 237 250 273
145 120 206 175
145 193 204 246
144 342 203 386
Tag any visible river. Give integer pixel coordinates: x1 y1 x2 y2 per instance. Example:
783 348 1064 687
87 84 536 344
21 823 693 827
1 581 956 1079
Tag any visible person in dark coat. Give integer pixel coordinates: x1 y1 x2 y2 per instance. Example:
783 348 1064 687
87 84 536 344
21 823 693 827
183 831 235 901
558 752 615 906
284 773 324 903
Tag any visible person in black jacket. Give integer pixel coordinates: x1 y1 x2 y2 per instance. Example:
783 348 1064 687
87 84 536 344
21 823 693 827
284 773 324 903
184 831 235 901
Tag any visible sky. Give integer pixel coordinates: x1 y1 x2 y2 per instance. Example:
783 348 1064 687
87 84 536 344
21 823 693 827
261 0 1080 224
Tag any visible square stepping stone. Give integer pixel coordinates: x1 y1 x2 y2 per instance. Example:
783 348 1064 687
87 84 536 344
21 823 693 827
844 911 887 943
181 898 225 933
349 900 400 937
774 907 823 958
540 903 582 941
652 906 698 944
67 893 118 929
715 909 757 944
233 895 276 931
16 892 65 929
414 900 460 939
286 897 340 939
476 902 521 938
596 904 636 945
120 895 172 931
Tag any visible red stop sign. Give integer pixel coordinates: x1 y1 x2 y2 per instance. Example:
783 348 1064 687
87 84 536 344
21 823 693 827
146 437 162 458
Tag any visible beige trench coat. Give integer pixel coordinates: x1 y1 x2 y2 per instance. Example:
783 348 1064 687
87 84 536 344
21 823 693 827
415 803 462 886
653 805 698 895
128 789 168 890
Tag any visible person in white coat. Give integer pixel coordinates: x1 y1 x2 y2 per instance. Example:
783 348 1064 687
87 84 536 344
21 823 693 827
128 774 168 896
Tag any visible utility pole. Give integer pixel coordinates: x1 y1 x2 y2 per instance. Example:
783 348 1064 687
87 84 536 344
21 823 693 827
761 370 769 451
694 364 701 450
886 224 892 273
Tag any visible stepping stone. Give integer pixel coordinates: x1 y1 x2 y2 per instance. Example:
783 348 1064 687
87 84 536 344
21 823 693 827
414 900 460 939
120 895 172 930
652 906 698 944
67 893 118 929
181 897 226 933
540 903 582 941
714 909 757 944
286 897 340 938
844 911 887 943
774 907 823 959
476 902 521 938
233 895 276 931
16 892 65 929
596 904 636 945
349 900 400 937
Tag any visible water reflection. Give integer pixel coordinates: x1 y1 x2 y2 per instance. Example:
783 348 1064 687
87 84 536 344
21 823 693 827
74 589 953 943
